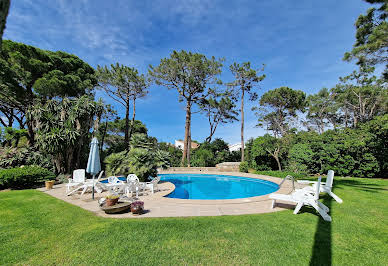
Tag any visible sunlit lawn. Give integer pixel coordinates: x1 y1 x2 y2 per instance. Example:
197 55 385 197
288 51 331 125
0 177 387 265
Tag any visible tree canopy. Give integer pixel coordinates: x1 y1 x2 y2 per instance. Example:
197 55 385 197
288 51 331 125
97 63 148 149
0 40 97 143
255 87 306 137
343 0 388 77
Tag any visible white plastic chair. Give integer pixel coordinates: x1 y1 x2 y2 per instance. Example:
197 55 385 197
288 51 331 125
145 176 160 194
297 170 343 203
66 169 86 193
127 174 139 182
269 177 332 222
125 174 145 197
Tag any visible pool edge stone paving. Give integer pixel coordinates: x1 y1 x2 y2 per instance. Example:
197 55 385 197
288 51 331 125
38 171 306 218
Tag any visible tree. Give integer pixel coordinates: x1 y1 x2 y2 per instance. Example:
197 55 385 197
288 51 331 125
0 0 10 50
306 88 340 133
229 62 265 162
255 87 306 137
343 0 388 76
199 89 238 142
97 64 149 150
0 40 97 143
100 118 148 154
251 134 287 171
27 96 105 174
332 65 387 127
149 50 223 166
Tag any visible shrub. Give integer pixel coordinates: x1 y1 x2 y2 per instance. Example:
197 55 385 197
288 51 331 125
239 161 249 173
255 170 308 179
288 143 314 173
104 146 169 182
0 166 55 189
191 148 215 167
0 147 54 172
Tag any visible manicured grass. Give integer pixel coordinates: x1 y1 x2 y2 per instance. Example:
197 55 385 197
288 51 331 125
0 177 387 265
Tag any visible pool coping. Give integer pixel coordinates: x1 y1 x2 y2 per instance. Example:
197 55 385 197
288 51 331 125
38 171 305 218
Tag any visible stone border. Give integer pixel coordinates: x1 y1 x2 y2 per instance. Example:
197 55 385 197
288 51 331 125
38 172 304 218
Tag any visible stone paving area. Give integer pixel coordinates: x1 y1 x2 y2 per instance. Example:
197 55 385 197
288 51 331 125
38 172 306 219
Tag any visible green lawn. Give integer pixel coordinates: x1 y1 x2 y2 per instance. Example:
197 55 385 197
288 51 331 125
0 177 387 265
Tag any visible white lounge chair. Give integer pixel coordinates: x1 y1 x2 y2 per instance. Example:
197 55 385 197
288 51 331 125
105 176 126 194
269 177 332 222
66 169 86 193
145 176 160 194
297 170 343 203
67 171 104 196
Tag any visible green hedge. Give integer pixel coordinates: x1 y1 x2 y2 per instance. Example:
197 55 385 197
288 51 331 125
255 170 308 179
0 166 55 189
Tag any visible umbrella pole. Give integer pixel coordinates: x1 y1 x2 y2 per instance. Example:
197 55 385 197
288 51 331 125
92 174 95 200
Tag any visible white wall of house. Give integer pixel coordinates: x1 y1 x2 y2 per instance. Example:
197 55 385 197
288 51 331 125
228 143 242 152
174 140 184 150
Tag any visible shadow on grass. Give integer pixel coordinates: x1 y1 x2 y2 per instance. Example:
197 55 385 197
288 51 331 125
309 194 332 266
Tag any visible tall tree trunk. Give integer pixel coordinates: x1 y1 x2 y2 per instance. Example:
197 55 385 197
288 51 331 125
0 0 10 50
124 97 130 151
100 120 108 154
128 97 136 145
182 100 192 166
275 155 282 171
241 89 245 162
25 85 36 145
187 123 191 167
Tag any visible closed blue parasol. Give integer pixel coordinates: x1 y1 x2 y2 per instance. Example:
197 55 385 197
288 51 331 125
86 137 101 199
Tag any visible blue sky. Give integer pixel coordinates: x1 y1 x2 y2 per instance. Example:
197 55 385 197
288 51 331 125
4 0 369 144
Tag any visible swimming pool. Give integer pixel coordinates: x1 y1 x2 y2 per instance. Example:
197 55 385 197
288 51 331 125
160 174 279 200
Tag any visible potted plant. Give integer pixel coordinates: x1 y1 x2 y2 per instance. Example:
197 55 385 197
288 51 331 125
45 180 55 189
131 201 144 215
105 194 119 206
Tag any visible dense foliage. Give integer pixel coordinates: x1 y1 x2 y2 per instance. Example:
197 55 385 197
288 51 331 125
246 115 387 178
0 40 97 144
27 96 105 174
239 161 249 173
104 133 169 181
190 139 240 167
0 166 55 189
0 147 54 171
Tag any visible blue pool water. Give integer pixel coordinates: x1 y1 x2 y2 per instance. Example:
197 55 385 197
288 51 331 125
160 174 279 200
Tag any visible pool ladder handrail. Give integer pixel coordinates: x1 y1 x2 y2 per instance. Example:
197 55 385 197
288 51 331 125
278 175 295 191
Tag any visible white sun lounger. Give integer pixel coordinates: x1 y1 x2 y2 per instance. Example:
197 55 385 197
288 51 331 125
105 176 127 194
269 177 332 222
297 170 343 203
67 171 104 196
66 169 86 193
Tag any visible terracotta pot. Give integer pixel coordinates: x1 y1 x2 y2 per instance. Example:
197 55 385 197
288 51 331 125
131 205 144 215
106 198 119 206
45 180 55 190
